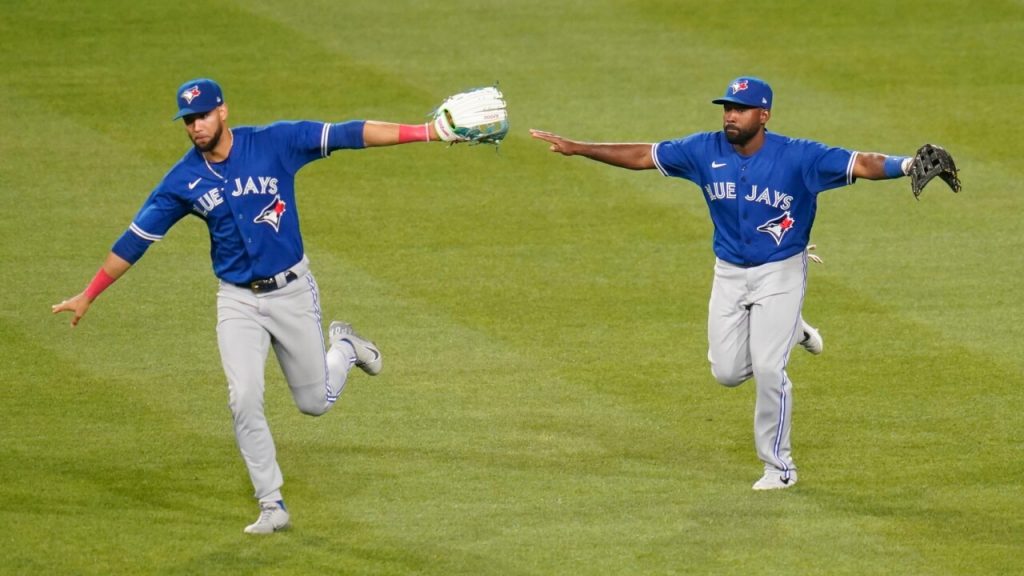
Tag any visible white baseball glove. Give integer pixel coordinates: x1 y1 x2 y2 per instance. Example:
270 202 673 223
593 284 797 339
432 86 509 145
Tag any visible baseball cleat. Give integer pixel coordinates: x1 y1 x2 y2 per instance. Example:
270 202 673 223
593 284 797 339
752 470 798 491
329 321 382 375
244 500 290 534
799 319 823 355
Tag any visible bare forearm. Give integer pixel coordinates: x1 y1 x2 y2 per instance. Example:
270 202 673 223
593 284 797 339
362 121 439 147
101 252 132 281
566 142 656 170
854 151 911 181
81 252 132 302
531 128 657 171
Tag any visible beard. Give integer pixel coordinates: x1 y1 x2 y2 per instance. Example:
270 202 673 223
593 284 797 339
191 123 223 153
723 123 760 147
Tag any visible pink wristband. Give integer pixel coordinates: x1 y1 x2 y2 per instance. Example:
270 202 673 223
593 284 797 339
84 268 116 300
397 123 430 143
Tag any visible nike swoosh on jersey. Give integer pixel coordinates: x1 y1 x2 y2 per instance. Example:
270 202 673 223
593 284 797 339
711 162 727 168
188 178 202 190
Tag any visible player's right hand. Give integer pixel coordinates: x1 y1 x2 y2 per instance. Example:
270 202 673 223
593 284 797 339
52 293 92 327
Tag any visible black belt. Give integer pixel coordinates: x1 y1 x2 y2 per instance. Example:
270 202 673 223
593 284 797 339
233 270 298 294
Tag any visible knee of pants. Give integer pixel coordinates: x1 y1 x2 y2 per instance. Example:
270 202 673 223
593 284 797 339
296 401 329 417
292 384 330 417
710 364 748 388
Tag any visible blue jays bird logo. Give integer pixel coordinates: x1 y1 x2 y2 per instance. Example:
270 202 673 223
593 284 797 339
730 80 749 94
756 211 795 245
181 86 201 104
254 195 287 232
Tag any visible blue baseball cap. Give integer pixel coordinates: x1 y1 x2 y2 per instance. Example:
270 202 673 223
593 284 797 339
712 76 773 109
173 78 224 120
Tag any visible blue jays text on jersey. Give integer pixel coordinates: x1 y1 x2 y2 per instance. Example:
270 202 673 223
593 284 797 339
652 131 857 267
111 121 365 284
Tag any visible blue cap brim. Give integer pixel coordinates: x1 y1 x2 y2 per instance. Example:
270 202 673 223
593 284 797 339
172 105 217 121
711 97 758 107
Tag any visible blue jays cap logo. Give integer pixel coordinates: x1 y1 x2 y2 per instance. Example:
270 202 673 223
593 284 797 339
181 86 201 105
730 80 749 94
254 195 287 232
756 211 795 245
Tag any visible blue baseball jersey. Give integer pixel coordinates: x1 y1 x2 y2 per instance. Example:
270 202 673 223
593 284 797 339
652 131 857 266
113 121 364 283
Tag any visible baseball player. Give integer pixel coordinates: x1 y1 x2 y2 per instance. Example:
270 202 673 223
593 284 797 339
531 76 934 490
51 78 504 533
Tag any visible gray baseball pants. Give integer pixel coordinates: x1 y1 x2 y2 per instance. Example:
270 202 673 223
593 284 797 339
215 261 354 502
707 251 807 475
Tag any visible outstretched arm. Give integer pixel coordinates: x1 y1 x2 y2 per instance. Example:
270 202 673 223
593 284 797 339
52 252 132 326
362 86 509 147
852 152 911 181
362 121 440 147
854 146 961 199
529 129 656 170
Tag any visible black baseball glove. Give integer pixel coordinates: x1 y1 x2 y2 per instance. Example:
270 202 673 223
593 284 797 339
909 144 961 199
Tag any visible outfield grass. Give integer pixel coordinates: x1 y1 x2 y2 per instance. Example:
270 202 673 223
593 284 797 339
2 1 1022 574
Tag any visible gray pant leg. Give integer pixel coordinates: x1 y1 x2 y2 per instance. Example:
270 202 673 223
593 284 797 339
707 259 753 386
217 288 283 500
748 254 807 473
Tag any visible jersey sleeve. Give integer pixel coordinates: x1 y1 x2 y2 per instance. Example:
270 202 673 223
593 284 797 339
652 134 702 180
111 179 191 263
269 120 366 174
796 139 857 193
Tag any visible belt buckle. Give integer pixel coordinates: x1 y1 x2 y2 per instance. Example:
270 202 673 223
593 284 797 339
249 278 274 293
246 268 299 294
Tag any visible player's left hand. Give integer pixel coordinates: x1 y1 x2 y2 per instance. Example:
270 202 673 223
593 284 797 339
432 86 509 145
51 293 92 327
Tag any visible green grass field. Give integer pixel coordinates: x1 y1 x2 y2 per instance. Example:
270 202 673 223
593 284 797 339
2 0 1022 574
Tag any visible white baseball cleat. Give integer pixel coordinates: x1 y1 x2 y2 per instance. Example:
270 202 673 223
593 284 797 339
329 321 382 375
244 500 290 534
799 319 823 355
752 470 798 491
